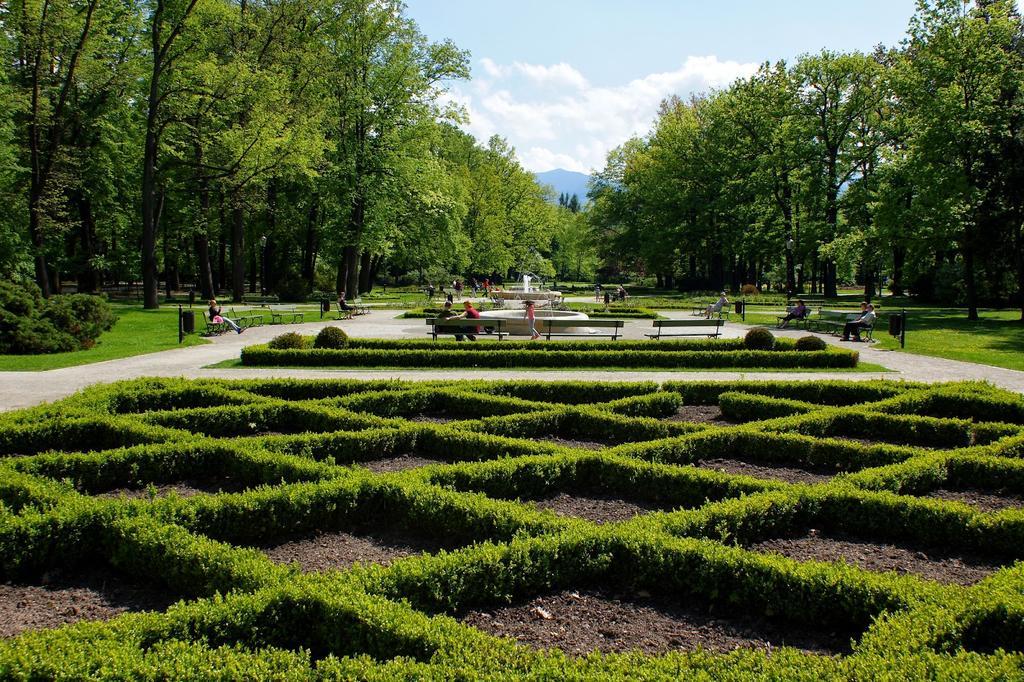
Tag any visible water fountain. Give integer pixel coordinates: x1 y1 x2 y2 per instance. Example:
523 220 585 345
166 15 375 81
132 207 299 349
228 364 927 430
478 273 592 335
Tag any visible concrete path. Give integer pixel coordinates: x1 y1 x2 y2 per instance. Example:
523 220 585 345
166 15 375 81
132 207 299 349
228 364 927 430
1 309 1022 412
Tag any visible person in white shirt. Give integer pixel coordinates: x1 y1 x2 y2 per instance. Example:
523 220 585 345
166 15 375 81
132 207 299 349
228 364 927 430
842 303 876 342
706 292 729 319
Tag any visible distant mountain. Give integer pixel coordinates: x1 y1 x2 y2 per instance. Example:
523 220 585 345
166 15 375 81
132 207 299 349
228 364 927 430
534 169 592 204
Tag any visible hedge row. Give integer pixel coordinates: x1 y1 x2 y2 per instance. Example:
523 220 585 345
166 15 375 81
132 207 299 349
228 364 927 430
419 450 783 507
241 345 859 369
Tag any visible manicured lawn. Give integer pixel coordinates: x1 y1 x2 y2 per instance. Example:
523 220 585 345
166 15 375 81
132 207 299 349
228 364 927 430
743 307 1024 372
0 305 208 372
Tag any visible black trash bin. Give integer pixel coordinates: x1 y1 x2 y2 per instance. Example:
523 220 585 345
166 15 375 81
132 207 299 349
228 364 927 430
734 301 745 315
888 313 903 336
181 310 195 334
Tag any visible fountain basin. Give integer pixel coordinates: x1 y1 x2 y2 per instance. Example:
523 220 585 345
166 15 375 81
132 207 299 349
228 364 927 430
489 289 563 302
478 309 591 335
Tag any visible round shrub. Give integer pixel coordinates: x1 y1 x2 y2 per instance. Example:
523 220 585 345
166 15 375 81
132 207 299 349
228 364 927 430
268 332 306 350
0 281 114 354
743 326 775 350
314 325 349 349
740 283 758 296
795 335 827 352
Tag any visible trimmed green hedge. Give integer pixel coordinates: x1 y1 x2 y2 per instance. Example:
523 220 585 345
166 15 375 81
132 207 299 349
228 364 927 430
1 377 1023 679
241 344 859 369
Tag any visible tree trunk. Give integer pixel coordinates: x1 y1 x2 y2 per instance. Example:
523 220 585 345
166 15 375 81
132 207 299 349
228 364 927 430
343 245 359 298
368 254 383 292
863 264 874 302
302 196 318 285
358 250 371 293
75 193 99 293
964 238 979 321
194 234 215 300
231 205 244 303
141 69 161 308
655 273 664 289
336 258 347 295
891 246 906 296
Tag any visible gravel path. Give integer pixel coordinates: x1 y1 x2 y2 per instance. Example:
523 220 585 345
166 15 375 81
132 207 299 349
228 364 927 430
2 308 1022 411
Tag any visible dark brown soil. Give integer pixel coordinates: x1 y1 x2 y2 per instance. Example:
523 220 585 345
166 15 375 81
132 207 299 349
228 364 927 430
257 527 449 572
664 405 735 424
461 589 850 656
93 478 250 499
747 530 1003 586
530 493 662 524
924 487 1024 513
359 455 445 474
696 458 834 485
540 438 607 450
0 567 177 639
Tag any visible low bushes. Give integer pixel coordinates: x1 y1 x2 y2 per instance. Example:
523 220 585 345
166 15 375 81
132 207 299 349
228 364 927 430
0 281 115 354
241 344 860 369
743 326 775 350
268 332 307 350
314 326 349 349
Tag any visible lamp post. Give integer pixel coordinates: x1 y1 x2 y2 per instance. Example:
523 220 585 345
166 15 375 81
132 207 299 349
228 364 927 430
259 235 268 297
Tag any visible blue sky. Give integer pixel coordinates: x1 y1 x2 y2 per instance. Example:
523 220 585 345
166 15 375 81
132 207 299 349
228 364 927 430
405 0 920 173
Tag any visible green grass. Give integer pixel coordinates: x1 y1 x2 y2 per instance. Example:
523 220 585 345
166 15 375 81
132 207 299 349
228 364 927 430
0 305 209 372
742 307 1024 372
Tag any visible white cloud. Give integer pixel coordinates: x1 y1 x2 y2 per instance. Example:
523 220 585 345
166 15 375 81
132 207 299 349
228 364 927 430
513 61 588 90
453 55 758 173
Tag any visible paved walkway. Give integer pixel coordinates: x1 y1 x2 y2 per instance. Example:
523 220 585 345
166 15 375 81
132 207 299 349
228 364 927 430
1 309 1022 412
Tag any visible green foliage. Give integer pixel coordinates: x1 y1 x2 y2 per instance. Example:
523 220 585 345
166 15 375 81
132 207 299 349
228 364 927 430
314 326 349 349
0 281 115 354
268 332 307 350
0 377 1023 677
743 326 776 351
795 335 828 352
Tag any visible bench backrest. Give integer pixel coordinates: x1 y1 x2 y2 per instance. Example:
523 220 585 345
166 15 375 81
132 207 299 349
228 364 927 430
652 319 724 328
427 318 501 329
818 310 859 322
539 319 624 329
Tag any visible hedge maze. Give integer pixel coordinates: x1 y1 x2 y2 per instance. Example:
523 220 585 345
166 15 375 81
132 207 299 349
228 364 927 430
2 378 1024 678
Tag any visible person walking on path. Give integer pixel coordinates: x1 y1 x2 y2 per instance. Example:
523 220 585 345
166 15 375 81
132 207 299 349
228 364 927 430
525 300 540 340
207 299 243 333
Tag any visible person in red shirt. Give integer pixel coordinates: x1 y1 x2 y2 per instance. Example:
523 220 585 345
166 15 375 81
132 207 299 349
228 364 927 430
455 300 480 341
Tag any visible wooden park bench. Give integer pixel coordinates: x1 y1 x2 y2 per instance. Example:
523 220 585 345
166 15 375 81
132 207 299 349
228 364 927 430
808 310 874 341
228 308 264 328
268 305 304 324
427 317 508 341
776 306 812 330
539 319 625 340
645 319 724 340
690 305 730 320
205 312 229 335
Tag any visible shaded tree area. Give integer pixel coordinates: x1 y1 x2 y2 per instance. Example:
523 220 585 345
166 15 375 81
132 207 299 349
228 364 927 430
589 0 1024 319
0 0 592 304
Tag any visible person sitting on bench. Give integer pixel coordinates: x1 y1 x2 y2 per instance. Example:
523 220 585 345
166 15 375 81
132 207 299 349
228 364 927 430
337 291 354 314
706 292 729 319
208 299 242 334
437 301 467 341
778 299 809 328
842 303 876 342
